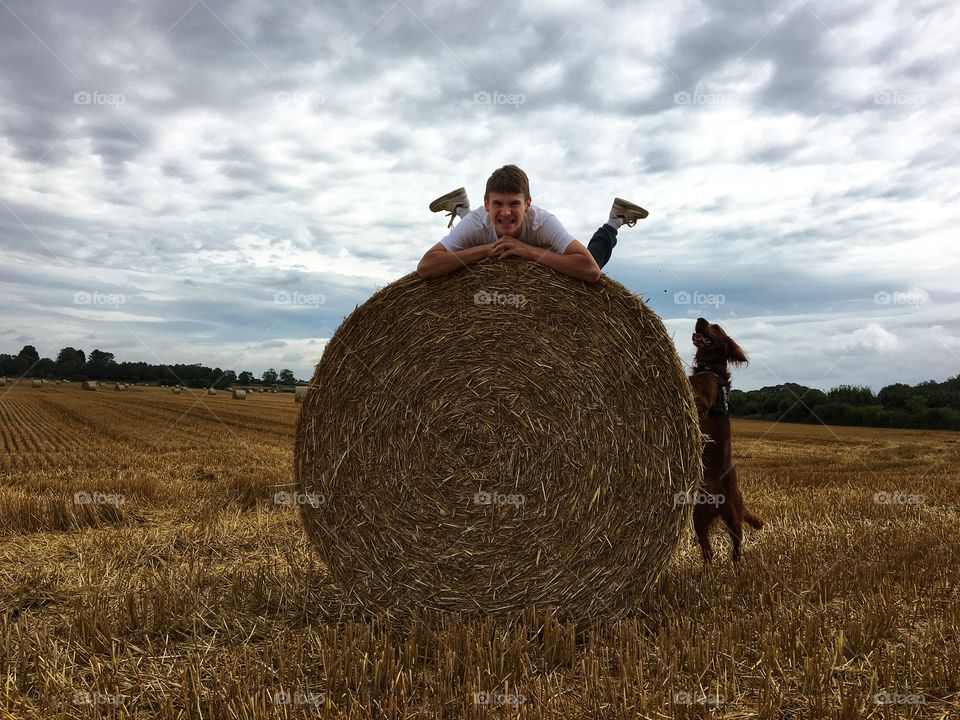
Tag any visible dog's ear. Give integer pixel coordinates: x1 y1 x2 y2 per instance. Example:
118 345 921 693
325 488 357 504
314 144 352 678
714 324 748 365
726 337 748 365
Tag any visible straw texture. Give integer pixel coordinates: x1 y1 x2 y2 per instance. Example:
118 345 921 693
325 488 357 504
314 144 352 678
296 260 701 620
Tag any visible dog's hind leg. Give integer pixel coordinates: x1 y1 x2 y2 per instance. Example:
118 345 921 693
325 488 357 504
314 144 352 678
719 496 744 563
693 504 716 564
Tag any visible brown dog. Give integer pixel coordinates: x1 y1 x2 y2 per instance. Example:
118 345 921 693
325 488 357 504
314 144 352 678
689 317 763 563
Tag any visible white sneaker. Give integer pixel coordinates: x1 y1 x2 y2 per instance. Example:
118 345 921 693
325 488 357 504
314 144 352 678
609 197 649 227
429 187 470 228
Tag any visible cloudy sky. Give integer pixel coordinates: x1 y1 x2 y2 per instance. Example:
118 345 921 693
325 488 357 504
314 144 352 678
1 0 958 390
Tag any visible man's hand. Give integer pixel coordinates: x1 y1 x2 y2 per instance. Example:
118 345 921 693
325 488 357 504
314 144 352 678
491 237 535 261
419 237 599 283
417 242 496 279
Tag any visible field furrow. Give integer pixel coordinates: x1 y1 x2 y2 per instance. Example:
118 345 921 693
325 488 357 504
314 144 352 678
0 384 957 719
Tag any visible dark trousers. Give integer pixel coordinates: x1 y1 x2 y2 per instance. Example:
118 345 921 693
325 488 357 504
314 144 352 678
587 223 617 269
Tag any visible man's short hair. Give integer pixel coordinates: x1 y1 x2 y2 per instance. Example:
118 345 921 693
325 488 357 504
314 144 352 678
484 165 531 200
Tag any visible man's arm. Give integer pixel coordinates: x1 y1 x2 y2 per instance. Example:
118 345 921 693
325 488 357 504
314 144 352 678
417 242 493 279
492 238 601 283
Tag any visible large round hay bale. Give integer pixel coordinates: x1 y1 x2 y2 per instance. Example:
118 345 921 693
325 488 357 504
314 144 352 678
232 389 247 400
295 260 701 621
82 381 97 391
294 385 308 403
32 379 43 388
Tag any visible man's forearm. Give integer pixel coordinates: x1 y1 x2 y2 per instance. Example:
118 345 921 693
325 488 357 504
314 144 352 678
417 244 491 279
528 248 601 283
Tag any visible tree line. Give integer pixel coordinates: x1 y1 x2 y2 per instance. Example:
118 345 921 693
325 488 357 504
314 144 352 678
0 345 303 389
3 344 958 430
730 378 960 431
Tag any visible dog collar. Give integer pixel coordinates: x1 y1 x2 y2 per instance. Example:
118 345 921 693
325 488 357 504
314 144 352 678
693 366 730 416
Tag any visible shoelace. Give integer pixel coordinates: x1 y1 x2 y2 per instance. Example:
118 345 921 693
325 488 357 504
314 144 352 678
445 204 467 228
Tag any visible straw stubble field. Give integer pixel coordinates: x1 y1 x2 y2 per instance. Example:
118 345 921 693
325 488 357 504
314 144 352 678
0 382 958 719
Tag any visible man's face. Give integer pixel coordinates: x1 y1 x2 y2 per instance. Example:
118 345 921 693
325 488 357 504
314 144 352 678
484 191 531 237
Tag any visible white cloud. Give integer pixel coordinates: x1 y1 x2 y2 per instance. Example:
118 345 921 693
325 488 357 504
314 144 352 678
0 0 957 389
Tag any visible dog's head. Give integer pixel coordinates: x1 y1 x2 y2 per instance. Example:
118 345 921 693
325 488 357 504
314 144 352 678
692 317 747 367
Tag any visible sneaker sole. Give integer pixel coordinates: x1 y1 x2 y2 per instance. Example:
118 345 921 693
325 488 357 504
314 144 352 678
429 187 468 212
613 197 649 219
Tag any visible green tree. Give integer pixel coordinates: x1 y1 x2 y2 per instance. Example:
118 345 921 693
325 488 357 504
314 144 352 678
905 396 927 414
84 349 116 379
878 383 912 409
828 385 877 406
55 347 86 378
279 369 295 386
262 368 278 385
17 345 40 376
213 371 236 389
36 358 56 378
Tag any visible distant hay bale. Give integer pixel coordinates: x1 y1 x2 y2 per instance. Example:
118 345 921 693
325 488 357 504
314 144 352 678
115 384 126 391
0 377 6 387
232 389 247 400
82 381 97 391
294 385 308 403
207 388 217 395
172 387 182 394
295 260 701 621
32 379 42 388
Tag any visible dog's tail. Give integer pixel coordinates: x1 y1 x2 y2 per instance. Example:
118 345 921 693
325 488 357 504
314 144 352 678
743 507 764 530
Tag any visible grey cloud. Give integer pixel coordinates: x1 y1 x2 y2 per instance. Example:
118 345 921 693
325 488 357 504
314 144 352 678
161 161 197 182
746 141 806 164
1 0 957 388
87 117 152 167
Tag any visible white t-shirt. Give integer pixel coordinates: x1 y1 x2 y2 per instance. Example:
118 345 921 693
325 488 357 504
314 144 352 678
440 205 575 254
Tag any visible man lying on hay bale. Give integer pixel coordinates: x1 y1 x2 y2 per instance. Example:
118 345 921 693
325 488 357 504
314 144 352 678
297 169 699 620
417 164 648 282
